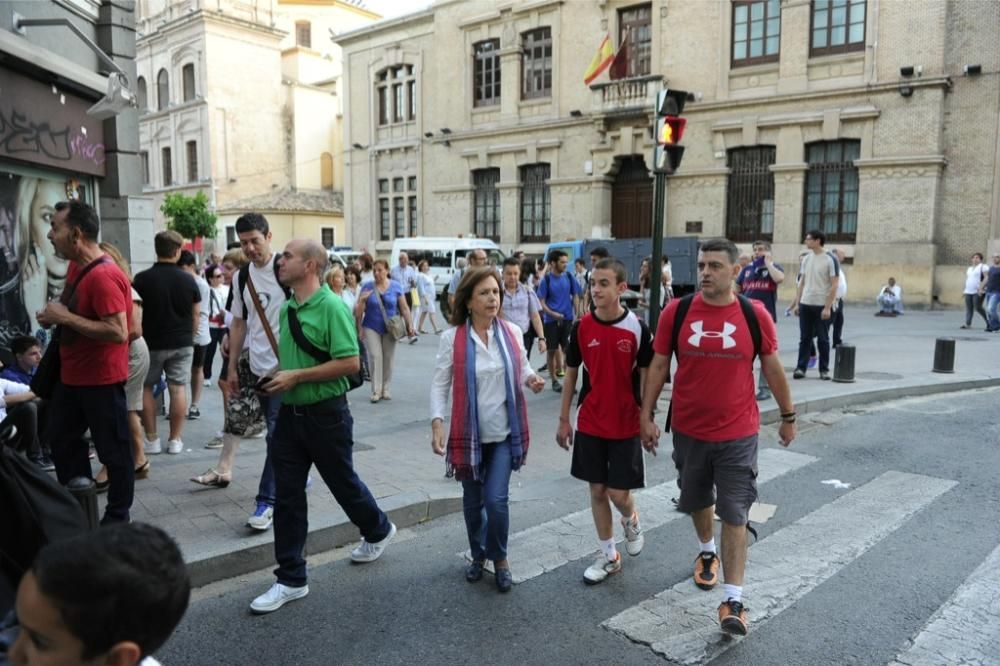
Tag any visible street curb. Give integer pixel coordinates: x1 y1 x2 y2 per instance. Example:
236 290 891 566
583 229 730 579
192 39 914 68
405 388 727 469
759 377 1000 425
186 491 463 588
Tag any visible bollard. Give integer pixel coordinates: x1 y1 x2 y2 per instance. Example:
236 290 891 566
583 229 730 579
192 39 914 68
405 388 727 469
833 344 856 383
932 337 956 373
67 476 100 530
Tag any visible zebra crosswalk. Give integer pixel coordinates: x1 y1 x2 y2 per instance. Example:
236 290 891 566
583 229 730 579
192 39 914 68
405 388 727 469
452 446 1000 665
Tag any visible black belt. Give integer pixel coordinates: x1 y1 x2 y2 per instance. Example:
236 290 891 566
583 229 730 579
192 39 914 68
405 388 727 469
282 394 347 416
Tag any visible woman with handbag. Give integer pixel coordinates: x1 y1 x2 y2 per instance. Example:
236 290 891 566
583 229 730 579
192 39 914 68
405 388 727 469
355 259 415 403
430 266 545 592
202 264 229 386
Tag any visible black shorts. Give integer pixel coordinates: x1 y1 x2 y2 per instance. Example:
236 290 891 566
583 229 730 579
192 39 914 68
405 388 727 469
671 431 758 525
570 431 645 490
543 319 572 351
192 344 207 369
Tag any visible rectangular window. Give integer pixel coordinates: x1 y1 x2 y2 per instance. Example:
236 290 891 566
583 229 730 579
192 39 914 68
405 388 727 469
408 196 418 236
377 87 388 126
408 176 417 191
182 63 196 102
392 83 403 123
732 0 781 67
379 198 390 241
225 226 236 246
520 164 551 242
473 168 501 241
161 146 172 186
803 140 861 242
811 0 866 56
378 179 389 194
618 4 652 78
473 39 501 107
725 147 776 242
393 197 406 238
185 141 198 182
296 21 311 49
320 227 335 248
407 79 416 120
140 151 149 185
393 177 404 193
522 27 553 100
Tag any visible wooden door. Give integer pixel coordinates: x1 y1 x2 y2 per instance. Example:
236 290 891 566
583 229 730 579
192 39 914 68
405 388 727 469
612 156 653 239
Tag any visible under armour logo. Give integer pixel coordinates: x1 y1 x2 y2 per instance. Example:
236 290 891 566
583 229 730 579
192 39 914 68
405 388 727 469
688 321 737 349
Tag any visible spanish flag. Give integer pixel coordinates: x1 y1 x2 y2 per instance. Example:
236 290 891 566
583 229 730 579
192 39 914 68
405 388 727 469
583 33 615 85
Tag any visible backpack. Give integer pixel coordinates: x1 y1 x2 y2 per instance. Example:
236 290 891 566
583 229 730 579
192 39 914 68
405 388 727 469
664 293 762 433
236 254 292 320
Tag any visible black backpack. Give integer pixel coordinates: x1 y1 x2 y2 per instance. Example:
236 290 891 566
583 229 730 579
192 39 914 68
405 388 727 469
236 254 292 320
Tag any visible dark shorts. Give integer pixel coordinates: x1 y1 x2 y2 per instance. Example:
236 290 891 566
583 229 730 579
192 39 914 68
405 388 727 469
570 431 645 490
543 319 572 351
192 344 207 370
671 431 758 525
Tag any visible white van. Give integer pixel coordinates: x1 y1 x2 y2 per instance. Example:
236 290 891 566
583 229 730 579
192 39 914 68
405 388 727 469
390 237 505 296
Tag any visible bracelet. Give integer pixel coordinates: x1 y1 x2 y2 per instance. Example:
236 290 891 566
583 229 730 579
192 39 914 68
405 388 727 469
781 417 796 424
780 411 796 418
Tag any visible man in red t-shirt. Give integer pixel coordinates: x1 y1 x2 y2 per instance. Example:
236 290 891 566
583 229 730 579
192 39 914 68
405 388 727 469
36 200 133 524
557 259 653 585
640 238 796 636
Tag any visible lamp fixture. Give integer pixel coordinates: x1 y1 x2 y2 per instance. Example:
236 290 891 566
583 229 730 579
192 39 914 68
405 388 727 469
569 109 583 117
439 127 452 134
352 142 366 150
964 64 982 76
424 131 434 138
898 84 914 98
900 66 915 77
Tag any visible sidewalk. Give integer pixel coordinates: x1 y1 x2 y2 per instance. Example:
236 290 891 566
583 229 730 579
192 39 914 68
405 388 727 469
97 306 1000 586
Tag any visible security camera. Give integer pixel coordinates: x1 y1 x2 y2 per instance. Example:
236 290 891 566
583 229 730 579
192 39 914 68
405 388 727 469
87 73 137 120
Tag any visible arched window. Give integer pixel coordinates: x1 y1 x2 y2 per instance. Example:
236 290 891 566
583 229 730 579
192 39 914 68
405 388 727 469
182 63 195 101
136 76 147 111
157 69 169 111
320 152 333 190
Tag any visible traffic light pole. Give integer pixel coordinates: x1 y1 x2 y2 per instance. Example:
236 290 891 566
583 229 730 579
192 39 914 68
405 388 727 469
648 170 666 334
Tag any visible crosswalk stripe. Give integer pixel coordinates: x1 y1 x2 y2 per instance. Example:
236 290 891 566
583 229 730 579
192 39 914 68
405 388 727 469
887 542 1000 666
602 470 956 665
463 448 818 583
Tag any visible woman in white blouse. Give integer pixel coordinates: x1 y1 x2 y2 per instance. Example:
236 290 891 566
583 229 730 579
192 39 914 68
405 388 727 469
430 267 544 593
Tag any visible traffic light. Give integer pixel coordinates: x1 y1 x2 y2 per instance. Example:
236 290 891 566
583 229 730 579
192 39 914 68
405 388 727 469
653 88 688 175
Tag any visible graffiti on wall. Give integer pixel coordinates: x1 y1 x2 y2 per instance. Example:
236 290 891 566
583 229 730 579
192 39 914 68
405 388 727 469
0 171 86 350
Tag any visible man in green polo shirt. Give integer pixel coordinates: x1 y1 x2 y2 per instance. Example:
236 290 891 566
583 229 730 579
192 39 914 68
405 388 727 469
249 239 396 615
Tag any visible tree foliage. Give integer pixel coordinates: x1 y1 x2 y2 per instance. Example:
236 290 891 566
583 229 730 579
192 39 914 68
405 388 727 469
161 191 217 241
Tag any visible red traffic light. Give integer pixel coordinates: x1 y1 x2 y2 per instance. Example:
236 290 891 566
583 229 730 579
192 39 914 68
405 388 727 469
656 116 687 145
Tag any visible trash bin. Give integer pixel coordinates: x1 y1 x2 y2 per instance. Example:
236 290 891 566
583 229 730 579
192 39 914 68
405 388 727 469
932 338 955 373
67 476 99 530
833 344 856 383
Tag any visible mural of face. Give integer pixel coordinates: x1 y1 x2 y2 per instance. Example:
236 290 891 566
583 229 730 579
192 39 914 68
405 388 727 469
30 178 70 282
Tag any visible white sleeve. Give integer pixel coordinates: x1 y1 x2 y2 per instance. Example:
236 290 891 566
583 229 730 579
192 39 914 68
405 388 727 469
1 379 30 398
430 329 456 422
229 278 245 320
515 324 536 383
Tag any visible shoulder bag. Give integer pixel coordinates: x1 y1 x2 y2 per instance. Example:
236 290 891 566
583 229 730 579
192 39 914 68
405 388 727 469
374 284 407 340
30 257 110 399
285 306 363 392
245 271 280 360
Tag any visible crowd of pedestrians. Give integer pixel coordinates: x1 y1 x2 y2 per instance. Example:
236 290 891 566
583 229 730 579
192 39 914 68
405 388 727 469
7 199 1000 663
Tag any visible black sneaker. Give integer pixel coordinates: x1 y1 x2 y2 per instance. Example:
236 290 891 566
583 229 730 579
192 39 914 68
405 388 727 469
819 370 831 381
187 406 201 420
30 456 56 472
552 379 562 393
792 369 806 379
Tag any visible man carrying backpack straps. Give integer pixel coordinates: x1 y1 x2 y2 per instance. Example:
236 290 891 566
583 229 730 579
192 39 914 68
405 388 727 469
640 238 796 637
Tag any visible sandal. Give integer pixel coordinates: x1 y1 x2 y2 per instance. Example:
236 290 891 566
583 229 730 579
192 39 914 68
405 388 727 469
135 460 151 479
190 468 231 488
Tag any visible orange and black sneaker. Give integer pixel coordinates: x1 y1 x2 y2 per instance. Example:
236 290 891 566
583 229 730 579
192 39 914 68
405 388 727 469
693 551 719 590
718 598 749 635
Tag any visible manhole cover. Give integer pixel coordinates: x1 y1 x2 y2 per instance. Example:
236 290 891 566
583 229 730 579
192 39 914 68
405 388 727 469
854 371 904 380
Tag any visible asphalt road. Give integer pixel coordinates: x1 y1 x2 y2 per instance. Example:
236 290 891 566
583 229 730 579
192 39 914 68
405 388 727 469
157 387 1000 666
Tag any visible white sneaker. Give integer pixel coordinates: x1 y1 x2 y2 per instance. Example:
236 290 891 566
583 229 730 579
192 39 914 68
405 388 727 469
350 522 396 563
622 513 644 556
203 379 212 387
247 503 274 531
143 437 161 455
166 439 184 454
249 582 309 614
583 552 621 585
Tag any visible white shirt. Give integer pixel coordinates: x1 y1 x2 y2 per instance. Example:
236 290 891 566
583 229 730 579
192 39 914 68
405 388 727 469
390 264 418 290
0 377 31 421
799 251 840 306
193 275 211 346
836 267 848 299
965 264 988 294
337 287 357 313
431 323 536 443
229 258 286 377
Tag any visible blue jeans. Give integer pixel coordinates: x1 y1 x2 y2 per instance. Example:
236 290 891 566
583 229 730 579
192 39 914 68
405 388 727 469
462 438 513 562
48 383 133 523
271 397 390 587
255 392 282 507
986 291 1000 330
797 304 832 372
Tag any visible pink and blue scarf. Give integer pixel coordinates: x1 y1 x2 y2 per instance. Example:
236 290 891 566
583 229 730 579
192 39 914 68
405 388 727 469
446 318 530 481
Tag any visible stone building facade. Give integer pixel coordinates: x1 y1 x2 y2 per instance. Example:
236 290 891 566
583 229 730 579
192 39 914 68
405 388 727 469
337 0 1000 306
136 0 378 253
